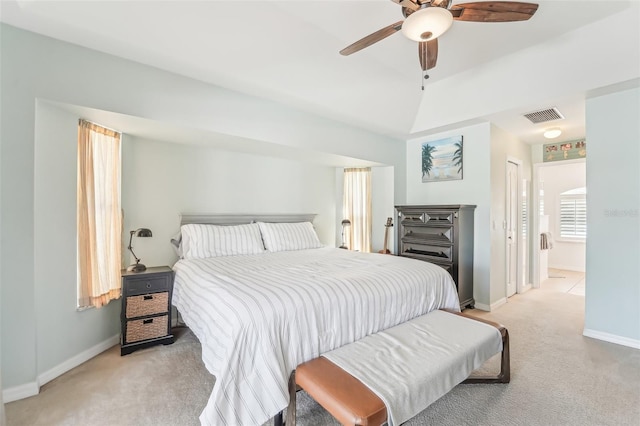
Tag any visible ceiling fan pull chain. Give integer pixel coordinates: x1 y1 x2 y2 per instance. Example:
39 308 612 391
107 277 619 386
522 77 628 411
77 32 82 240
421 69 430 90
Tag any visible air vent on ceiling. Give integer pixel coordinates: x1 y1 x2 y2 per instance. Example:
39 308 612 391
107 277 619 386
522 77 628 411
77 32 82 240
523 107 565 124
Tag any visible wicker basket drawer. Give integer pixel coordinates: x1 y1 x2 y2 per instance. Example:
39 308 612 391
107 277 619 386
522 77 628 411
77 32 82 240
125 315 169 344
125 292 169 319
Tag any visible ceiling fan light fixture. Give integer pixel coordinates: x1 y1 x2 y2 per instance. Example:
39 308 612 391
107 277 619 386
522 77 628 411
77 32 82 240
543 128 562 139
401 7 454 42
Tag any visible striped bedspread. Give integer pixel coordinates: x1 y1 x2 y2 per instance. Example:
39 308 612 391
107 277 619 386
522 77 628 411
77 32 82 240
172 247 460 426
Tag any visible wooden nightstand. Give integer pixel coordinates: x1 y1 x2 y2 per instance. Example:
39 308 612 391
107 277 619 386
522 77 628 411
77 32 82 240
120 266 174 356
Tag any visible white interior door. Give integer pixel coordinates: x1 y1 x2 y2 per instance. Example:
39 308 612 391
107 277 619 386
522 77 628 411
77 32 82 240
506 161 519 297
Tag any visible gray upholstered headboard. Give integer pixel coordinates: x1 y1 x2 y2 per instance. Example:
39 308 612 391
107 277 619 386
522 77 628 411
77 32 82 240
179 213 317 226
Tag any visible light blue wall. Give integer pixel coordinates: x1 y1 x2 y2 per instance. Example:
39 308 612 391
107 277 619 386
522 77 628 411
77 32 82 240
584 86 640 342
121 135 338 268
1 27 38 394
406 123 493 306
0 23 404 392
34 103 122 376
0 38 4 414
406 123 533 309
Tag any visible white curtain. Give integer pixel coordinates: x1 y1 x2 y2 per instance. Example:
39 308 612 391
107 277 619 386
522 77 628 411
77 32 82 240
77 120 122 308
343 168 372 252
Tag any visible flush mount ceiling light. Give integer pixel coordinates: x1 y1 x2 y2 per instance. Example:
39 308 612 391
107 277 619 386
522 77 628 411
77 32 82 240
401 7 454 42
543 128 562 139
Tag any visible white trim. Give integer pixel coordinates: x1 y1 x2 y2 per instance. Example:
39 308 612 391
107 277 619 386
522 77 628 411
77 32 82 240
532 157 586 288
583 329 640 349
2 382 39 403
554 238 586 244
38 334 120 387
506 157 523 297
520 283 533 293
473 297 507 312
548 263 585 273
2 334 119 403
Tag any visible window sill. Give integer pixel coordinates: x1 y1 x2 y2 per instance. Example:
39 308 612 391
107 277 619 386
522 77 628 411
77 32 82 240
556 238 586 244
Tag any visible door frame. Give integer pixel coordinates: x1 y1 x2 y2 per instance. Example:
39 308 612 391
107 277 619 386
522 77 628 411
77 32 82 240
505 157 525 295
532 158 586 288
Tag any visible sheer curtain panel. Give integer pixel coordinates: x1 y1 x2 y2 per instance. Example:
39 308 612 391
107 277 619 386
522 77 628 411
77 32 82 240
343 168 372 253
77 120 122 308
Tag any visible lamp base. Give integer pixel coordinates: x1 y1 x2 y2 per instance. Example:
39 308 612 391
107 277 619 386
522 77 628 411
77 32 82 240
338 245 348 250
126 263 147 273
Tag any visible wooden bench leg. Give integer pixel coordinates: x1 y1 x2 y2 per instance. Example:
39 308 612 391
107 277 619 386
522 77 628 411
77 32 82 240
286 370 297 426
442 309 510 384
462 327 510 384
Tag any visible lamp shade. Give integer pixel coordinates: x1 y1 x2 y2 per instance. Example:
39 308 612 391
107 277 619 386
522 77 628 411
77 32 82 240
341 219 351 226
401 7 454 42
133 228 152 237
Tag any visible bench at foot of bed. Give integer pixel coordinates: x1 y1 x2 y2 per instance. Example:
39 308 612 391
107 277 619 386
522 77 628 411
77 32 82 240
276 309 510 426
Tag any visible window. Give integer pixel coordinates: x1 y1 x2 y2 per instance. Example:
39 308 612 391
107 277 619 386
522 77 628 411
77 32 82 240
77 120 122 309
559 187 587 239
342 168 372 252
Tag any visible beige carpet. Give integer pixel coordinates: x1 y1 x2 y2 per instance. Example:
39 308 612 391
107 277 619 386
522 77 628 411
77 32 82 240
6 279 640 426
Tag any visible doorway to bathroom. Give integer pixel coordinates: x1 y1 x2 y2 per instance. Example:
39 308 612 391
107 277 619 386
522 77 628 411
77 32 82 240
533 158 586 296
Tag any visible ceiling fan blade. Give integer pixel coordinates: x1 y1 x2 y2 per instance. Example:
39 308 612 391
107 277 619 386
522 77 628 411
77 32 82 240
418 39 438 71
390 0 420 12
451 1 538 22
340 21 404 56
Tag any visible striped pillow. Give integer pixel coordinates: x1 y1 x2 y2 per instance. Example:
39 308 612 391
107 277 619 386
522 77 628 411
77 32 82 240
258 221 323 252
181 223 265 259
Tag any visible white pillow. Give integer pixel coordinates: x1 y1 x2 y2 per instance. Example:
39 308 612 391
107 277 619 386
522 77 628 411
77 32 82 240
258 221 323 252
181 223 265 259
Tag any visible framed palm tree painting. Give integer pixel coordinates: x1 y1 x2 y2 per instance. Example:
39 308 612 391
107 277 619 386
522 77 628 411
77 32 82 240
421 135 463 182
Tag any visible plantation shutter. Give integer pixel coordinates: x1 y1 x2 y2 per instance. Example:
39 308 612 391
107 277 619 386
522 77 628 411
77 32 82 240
560 196 587 238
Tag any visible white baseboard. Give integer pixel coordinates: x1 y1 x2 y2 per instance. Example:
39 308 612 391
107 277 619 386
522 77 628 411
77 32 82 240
518 283 532 293
583 329 640 349
38 334 120 387
548 264 585 273
3 381 39 404
3 334 119 403
474 297 507 312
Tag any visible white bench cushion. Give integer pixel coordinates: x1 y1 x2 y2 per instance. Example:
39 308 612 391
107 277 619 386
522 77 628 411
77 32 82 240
322 310 503 426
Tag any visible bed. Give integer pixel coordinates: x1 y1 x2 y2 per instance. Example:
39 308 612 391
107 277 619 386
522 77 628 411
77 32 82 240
171 213 460 426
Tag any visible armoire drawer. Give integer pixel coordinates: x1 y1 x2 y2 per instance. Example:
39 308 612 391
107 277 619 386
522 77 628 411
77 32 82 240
400 210 455 225
429 261 453 275
396 205 476 311
400 241 452 262
402 226 453 244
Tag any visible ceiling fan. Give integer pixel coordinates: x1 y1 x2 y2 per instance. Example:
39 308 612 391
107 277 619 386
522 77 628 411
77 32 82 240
340 0 539 79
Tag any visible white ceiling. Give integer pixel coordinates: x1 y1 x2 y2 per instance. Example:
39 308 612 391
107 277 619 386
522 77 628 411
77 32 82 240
1 0 638 145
